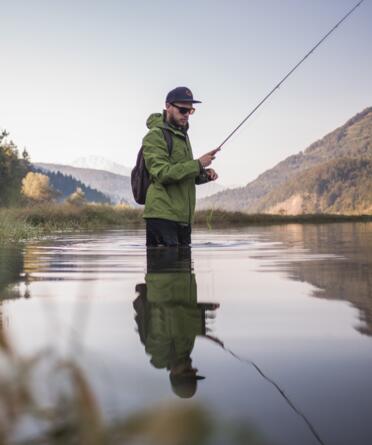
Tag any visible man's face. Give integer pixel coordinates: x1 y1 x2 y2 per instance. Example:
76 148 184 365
166 101 195 128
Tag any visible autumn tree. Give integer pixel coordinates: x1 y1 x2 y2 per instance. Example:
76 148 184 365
21 172 56 202
66 187 86 206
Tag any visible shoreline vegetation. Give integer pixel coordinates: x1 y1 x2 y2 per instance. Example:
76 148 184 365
1 204 372 243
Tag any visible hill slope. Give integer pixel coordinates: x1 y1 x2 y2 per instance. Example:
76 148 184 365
256 157 372 214
33 167 111 204
198 107 372 213
35 163 133 204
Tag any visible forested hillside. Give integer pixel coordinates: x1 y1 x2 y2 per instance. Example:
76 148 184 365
255 158 372 214
34 167 110 204
36 163 133 204
198 107 372 213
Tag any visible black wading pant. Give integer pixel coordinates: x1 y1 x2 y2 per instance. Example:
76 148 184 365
145 218 191 247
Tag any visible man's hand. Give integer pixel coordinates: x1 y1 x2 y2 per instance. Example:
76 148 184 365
198 148 220 168
206 168 218 181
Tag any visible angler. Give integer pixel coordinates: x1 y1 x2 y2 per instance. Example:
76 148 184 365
135 86 220 247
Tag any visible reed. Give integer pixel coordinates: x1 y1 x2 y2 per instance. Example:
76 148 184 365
0 204 144 243
194 209 372 227
1 204 372 243
0 327 267 445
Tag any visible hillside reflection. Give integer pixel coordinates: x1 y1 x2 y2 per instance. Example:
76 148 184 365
264 223 372 335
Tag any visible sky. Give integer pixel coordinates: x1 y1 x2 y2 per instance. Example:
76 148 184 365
1 0 371 186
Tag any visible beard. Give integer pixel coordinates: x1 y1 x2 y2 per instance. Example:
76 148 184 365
168 114 187 129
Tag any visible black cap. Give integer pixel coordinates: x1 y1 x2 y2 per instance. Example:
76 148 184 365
166 87 202 104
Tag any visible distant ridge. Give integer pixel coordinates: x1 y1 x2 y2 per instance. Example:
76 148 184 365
33 166 110 204
37 162 227 203
198 107 372 214
72 156 131 177
35 163 133 204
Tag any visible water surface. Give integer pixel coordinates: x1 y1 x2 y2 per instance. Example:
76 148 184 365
1 223 372 444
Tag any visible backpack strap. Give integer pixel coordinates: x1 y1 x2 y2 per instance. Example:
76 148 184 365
161 128 173 158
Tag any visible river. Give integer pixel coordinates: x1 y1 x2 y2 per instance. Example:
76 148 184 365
0 223 371 444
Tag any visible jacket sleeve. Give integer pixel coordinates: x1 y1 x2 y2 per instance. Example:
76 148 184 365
195 168 210 185
143 129 201 185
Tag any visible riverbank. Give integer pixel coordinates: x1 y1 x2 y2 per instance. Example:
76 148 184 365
194 209 372 227
0 204 143 243
1 204 372 243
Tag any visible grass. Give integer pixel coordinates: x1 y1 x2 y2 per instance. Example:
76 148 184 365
1 204 372 243
194 209 372 227
0 327 268 445
0 203 144 243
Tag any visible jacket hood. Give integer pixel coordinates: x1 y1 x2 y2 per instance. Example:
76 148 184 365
146 113 165 130
146 112 189 133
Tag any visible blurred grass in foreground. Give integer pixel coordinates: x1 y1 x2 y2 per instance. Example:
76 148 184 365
0 329 269 445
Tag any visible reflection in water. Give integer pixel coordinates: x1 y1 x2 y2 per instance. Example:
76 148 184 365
0 245 29 301
0 226 371 444
134 247 219 398
263 223 372 336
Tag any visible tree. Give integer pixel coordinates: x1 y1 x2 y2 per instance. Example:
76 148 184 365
0 130 30 206
66 187 86 206
21 172 56 202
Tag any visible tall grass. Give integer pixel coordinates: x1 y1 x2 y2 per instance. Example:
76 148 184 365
0 211 43 243
0 204 144 243
2 204 372 243
194 209 372 227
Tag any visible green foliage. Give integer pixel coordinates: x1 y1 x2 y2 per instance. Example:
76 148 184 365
0 130 30 207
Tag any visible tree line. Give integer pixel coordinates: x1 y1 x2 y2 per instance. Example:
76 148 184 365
0 129 110 207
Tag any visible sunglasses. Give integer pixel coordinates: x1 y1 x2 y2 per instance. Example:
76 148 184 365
171 103 195 115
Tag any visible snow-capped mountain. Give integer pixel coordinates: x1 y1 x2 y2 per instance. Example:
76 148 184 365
72 156 131 177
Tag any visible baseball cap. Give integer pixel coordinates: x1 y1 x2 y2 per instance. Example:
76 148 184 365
166 87 202 104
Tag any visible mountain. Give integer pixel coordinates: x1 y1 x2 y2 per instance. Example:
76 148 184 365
196 181 226 200
33 166 110 204
71 156 226 200
256 158 372 214
35 163 133 204
72 156 131 177
198 107 372 214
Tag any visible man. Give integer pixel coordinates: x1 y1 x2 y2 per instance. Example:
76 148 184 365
143 86 219 247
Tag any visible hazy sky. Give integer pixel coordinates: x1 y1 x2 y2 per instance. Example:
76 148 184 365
1 0 371 186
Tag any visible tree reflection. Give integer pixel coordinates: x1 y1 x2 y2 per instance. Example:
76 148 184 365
0 245 29 301
134 247 219 398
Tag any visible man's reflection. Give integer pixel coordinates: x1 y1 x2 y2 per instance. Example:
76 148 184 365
134 247 219 398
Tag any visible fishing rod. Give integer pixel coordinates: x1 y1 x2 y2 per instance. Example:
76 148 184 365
217 0 365 150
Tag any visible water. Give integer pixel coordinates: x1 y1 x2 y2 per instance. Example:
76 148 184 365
1 223 372 444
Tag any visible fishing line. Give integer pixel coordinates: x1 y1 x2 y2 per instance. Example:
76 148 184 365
205 336 326 445
217 0 365 150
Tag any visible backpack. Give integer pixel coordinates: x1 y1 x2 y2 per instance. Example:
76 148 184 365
131 128 173 205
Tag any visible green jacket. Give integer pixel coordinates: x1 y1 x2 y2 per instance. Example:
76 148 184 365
143 113 202 224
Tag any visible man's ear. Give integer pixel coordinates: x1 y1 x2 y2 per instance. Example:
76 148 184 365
165 102 171 110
